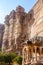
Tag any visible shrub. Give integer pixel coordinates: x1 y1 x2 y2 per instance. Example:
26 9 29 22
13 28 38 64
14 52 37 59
13 56 22 65
4 52 17 65
0 53 4 63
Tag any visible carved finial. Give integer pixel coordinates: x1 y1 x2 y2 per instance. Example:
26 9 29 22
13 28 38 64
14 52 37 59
16 5 25 13
4 15 9 25
9 10 16 19
16 6 25 18
5 15 9 21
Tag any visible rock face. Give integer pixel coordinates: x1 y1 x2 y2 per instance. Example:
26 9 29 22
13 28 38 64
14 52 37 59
0 24 4 48
2 0 43 54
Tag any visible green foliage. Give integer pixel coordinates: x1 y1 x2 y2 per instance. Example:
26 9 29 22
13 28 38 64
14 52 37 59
0 53 4 62
13 56 22 65
4 53 12 64
10 52 17 60
0 48 2 52
0 52 22 65
0 52 17 64
4 53 17 64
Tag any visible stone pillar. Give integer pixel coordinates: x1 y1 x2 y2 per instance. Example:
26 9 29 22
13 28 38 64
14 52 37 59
34 46 37 63
22 48 25 65
40 47 42 60
9 19 14 47
31 47 33 62
22 46 29 65
8 10 15 48
14 13 22 49
2 15 9 52
26 48 29 64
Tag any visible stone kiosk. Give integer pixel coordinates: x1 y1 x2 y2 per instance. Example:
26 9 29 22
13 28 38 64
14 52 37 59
22 38 43 65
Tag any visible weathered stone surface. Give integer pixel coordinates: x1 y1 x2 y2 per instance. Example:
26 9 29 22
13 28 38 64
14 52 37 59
2 0 43 54
0 24 4 48
9 10 16 19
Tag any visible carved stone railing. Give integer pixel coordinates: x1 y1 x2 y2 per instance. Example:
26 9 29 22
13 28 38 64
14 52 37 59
31 55 43 64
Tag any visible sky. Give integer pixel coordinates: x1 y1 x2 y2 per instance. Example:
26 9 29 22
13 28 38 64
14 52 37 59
0 0 38 24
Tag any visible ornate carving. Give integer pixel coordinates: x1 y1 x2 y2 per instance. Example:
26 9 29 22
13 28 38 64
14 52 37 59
16 6 25 18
